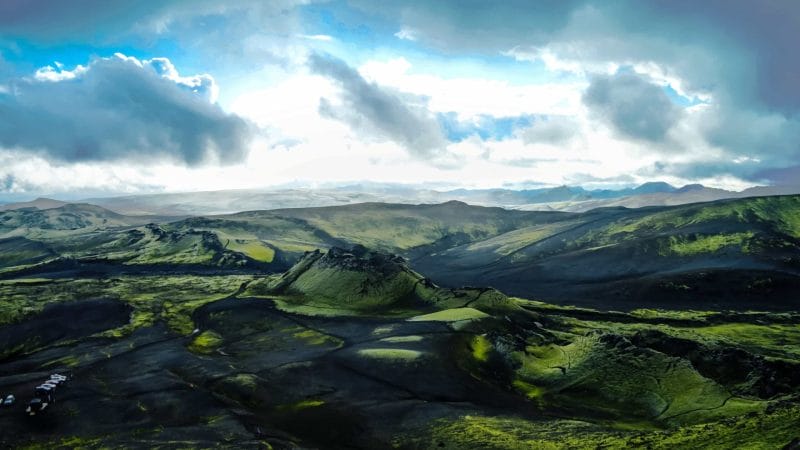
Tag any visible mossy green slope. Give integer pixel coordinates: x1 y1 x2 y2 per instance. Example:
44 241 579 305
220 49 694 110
512 332 763 426
0 203 164 238
245 246 517 317
406 403 800 450
414 195 800 308
240 201 568 253
263 246 437 311
0 237 56 268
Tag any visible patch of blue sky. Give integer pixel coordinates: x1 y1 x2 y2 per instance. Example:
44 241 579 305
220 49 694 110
438 112 534 142
2 38 186 76
616 65 704 108
301 2 388 48
663 84 705 107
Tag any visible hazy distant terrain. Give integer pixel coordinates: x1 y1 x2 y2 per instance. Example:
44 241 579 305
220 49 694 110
2 182 791 216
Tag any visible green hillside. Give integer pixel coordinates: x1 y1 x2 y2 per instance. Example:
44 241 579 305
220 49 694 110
253 200 568 252
1 196 798 311
0 203 165 238
244 245 515 317
414 195 800 309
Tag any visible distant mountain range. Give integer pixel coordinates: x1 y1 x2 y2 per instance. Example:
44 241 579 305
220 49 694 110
1 182 798 216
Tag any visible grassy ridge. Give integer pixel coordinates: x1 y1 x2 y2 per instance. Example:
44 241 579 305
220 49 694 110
259 201 567 252
413 195 800 308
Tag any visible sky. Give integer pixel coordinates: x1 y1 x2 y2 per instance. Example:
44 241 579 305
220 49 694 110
0 0 798 200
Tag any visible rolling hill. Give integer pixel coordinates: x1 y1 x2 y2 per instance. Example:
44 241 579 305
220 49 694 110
2 195 799 311
0 203 176 239
253 200 568 253
414 195 800 309
0 197 68 211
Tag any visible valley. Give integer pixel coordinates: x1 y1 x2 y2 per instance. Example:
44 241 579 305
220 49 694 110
0 196 799 448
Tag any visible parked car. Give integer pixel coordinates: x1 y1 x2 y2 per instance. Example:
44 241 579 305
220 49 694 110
50 373 69 382
1 394 14 406
34 386 55 404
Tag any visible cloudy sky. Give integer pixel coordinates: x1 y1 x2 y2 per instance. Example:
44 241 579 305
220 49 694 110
0 0 798 200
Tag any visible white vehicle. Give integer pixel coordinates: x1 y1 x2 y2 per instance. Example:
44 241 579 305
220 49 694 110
40 383 58 392
34 385 55 404
2 394 14 406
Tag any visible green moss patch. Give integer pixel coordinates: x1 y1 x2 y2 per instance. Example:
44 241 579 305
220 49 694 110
470 335 493 362
408 307 490 323
357 348 425 361
188 330 223 354
379 335 424 343
663 232 755 256
404 403 800 450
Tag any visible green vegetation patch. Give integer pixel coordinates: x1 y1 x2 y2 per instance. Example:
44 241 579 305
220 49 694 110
673 322 800 360
380 335 424 343
276 399 326 412
565 196 800 255
287 266 421 309
357 348 425 361
408 307 490 323
289 327 342 347
404 403 800 450
216 230 275 262
188 330 223 354
0 274 252 334
514 333 762 425
471 335 493 362
227 373 259 391
465 221 579 256
663 232 755 256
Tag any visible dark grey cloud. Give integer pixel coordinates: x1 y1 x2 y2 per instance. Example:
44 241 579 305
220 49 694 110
1 174 17 192
640 159 761 185
0 55 252 165
753 166 800 187
349 0 584 53
0 0 144 40
351 0 799 112
583 72 680 142
519 116 580 145
347 0 800 184
0 1 298 41
702 108 800 163
308 53 447 157
646 0 800 113
501 157 558 168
